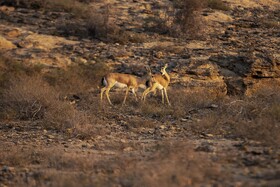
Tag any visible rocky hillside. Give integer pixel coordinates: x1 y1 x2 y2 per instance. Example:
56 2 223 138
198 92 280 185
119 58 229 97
0 1 280 186
0 0 279 95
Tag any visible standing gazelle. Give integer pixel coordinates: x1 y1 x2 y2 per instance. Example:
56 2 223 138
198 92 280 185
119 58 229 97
142 64 171 106
100 68 151 105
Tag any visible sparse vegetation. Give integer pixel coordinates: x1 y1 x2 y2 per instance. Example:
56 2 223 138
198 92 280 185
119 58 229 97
173 0 206 38
146 0 206 38
207 0 230 11
0 75 88 131
44 62 110 93
0 0 280 186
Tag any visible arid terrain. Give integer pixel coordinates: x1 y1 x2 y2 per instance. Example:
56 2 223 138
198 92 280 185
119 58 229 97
0 0 279 186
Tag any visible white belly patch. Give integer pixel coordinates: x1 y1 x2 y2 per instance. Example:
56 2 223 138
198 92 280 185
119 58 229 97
157 84 164 90
114 82 127 88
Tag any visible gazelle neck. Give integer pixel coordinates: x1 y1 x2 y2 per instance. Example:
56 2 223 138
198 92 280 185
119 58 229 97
162 72 170 82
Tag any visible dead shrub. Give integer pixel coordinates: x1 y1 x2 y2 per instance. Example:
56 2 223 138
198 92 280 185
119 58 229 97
85 6 143 44
0 54 43 90
140 88 220 120
116 141 222 186
86 4 120 40
172 0 206 38
0 0 46 9
45 0 88 15
207 0 230 11
0 75 88 131
261 20 280 29
44 62 110 93
140 100 175 119
146 0 206 38
192 90 280 146
56 21 88 38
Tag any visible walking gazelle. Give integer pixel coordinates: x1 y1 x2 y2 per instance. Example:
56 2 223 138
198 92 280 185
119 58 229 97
100 67 152 105
142 64 171 106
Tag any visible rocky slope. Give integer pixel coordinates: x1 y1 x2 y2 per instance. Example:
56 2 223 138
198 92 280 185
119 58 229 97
0 0 279 95
0 1 280 186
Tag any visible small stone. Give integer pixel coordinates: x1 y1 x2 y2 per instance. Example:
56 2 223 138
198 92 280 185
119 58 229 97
123 147 133 152
195 142 215 152
209 104 218 108
47 135 55 139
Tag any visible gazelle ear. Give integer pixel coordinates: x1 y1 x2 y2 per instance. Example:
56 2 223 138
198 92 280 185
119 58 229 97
163 64 168 70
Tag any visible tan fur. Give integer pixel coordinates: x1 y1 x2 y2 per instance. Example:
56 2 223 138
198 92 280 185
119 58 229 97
142 64 171 106
101 71 150 105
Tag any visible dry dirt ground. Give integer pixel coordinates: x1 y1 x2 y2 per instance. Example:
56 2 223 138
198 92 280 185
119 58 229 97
0 0 279 186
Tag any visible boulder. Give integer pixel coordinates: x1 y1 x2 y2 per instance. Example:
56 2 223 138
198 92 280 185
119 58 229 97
0 36 16 50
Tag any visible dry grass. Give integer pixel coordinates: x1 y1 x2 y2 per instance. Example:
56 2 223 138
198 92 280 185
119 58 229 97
1 0 88 14
143 0 206 38
207 0 230 11
0 0 46 9
171 0 206 38
140 88 219 120
261 19 280 29
44 62 110 93
191 85 280 146
0 75 88 131
0 141 222 186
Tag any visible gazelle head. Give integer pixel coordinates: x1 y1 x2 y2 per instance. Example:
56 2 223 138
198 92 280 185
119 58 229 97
145 66 152 76
160 64 168 75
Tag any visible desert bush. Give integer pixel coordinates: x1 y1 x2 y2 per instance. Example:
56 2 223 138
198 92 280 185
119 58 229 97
0 139 227 186
0 0 46 9
0 75 88 131
114 141 223 186
85 5 137 43
147 0 206 38
140 88 220 120
46 0 88 17
207 0 230 11
44 62 110 93
192 88 280 146
172 0 206 38
86 4 112 39
261 19 280 29
0 54 44 96
0 0 88 13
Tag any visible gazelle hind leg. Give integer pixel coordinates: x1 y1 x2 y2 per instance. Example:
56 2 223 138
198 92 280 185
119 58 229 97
105 86 113 105
100 87 106 102
122 87 130 105
164 88 171 106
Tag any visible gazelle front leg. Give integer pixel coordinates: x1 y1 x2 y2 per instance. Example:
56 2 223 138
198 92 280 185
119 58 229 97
142 84 157 102
161 89 164 104
131 88 138 101
141 87 150 101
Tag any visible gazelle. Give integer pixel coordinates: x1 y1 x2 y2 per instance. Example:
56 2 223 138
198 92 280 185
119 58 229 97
142 64 171 106
100 68 152 105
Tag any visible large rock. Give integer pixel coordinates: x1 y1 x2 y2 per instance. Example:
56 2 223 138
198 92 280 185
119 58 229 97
251 53 280 78
0 36 16 50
